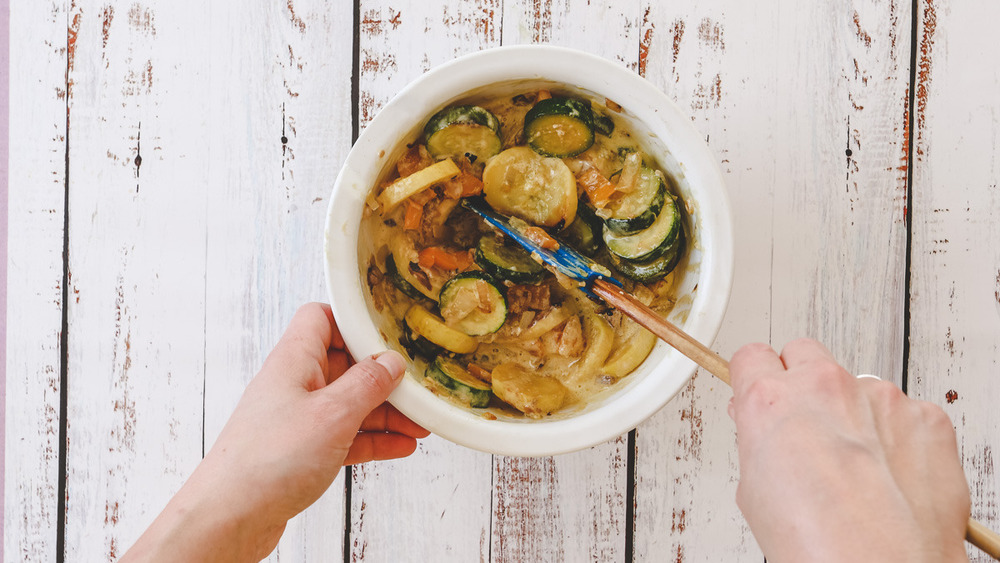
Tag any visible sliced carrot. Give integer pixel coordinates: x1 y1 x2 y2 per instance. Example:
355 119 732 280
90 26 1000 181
459 174 483 197
577 167 615 206
536 89 552 101
403 201 423 230
523 226 559 250
418 247 473 271
467 364 493 384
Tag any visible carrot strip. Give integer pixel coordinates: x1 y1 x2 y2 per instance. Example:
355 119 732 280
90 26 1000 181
523 226 559 250
403 201 423 230
577 167 615 206
459 174 483 197
536 89 552 101
418 247 472 271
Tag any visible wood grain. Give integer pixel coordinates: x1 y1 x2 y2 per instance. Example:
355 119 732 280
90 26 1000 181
349 3 500 561
907 1 1000 560
494 2 639 560
199 0 355 559
60 1 210 558
4 1 69 560
634 0 912 560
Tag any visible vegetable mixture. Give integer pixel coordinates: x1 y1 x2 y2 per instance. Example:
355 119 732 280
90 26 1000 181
362 89 688 419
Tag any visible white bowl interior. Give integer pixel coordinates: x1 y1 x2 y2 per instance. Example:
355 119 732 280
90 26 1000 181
325 45 733 457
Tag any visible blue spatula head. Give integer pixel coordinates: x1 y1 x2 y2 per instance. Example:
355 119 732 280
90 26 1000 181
461 196 623 297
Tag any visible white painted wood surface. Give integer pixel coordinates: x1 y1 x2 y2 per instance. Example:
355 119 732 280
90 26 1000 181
6 1 1000 562
5 1 68 560
907 1 1000 561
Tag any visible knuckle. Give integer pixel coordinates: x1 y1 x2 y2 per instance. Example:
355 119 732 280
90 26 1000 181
351 359 392 395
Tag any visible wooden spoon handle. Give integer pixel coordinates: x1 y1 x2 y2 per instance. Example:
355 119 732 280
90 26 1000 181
591 279 731 385
592 278 1000 559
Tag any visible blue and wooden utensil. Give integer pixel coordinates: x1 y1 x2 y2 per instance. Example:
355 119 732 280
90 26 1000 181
462 196 731 385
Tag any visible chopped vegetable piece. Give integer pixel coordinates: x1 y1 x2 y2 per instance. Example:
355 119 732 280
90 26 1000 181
424 105 503 161
482 147 577 227
602 327 657 379
439 272 507 336
468 363 492 384
536 89 552 101
576 313 615 376
576 166 616 207
557 203 602 256
593 114 615 137
491 362 567 418
603 164 666 235
426 356 492 408
385 253 426 300
475 235 546 284
607 228 685 283
405 304 478 354
603 193 680 261
523 226 559 250
418 246 473 271
403 201 423 230
401 319 444 359
378 158 461 212
524 97 595 158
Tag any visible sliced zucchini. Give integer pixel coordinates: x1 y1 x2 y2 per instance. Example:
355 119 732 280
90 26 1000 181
524 97 595 158
593 114 615 137
603 194 680 261
602 326 657 379
378 158 460 212
400 319 444 360
439 271 508 336
475 235 546 284
607 229 685 283
385 253 425 300
404 304 479 354
424 105 502 161
426 356 492 408
603 166 666 234
557 203 602 256
491 362 567 418
482 146 577 228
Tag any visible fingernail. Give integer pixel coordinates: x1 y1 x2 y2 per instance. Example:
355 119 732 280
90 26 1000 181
374 350 406 381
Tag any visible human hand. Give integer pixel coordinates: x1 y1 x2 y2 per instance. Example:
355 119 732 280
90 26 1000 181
122 303 429 563
728 338 970 563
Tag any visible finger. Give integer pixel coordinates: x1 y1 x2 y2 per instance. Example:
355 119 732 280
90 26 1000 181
778 338 835 369
326 348 351 385
343 432 419 466
321 351 407 429
330 319 345 351
359 403 431 438
730 342 784 397
275 303 336 360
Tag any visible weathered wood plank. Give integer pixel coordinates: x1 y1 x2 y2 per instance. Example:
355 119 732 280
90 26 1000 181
634 0 912 560
61 1 210 559
349 2 500 561
4 1 69 560
907 1 1000 560
201 0 355 559
494 2 640 561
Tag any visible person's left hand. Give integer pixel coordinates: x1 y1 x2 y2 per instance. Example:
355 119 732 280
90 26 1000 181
122 303 429 563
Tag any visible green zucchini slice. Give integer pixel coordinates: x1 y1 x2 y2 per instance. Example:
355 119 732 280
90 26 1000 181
593 114 615 137
482 147 578 228
385 253 426 300
426 356 492 408
400 319 443 360
405 304 479 354
607 229 685 283
603 194 680 261
557 203 602 256
523 97 595 158
424 105 503 161
439 271 508 336
475 235 546 284
603 166 666 235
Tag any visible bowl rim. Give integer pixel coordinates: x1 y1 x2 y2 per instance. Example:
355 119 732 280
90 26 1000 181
324 44 734 457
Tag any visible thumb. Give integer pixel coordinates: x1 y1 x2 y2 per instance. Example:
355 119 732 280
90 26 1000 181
324 350 407 427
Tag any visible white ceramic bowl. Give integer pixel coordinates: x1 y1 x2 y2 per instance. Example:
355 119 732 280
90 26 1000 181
325 45 733 457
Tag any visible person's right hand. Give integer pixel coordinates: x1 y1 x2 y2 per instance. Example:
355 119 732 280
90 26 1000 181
728 338 970 562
